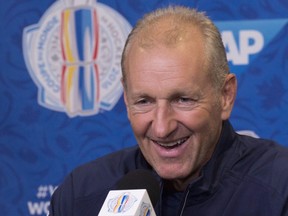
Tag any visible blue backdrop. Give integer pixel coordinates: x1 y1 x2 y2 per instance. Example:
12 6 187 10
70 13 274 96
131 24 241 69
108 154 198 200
0 0 287 215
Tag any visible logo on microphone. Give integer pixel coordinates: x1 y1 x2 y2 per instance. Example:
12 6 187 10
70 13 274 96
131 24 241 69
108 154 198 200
108 192 137 213
140 202 152 216
23 0 132 117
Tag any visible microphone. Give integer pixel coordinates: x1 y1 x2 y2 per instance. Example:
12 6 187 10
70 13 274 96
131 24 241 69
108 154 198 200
98 169 160 216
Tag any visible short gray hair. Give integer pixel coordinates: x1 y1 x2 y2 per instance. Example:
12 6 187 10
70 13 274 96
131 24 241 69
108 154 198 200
121 6 229 90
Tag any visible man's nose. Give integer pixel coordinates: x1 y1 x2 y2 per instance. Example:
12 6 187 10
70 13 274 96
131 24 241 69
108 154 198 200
152 101 177 139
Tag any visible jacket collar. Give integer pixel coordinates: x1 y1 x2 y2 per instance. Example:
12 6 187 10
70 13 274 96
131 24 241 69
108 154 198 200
184 120 237 203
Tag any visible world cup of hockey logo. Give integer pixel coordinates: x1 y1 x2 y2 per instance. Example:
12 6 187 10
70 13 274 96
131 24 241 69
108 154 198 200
108 192 137 213
60 6 100 115
23 0 131 117
140 202 152 216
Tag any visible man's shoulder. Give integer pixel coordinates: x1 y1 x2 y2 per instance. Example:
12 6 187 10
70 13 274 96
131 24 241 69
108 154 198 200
234 135 288 196
72 145 143 187
49 145 148 215
74 145 140 174
56 145 146 199
237 135 288 165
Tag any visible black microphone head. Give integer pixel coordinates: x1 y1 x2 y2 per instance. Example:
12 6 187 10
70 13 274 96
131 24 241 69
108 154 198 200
116 169 160 206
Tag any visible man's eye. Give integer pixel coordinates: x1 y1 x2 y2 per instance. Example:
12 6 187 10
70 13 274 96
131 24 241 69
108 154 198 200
131 98 154 113
177 97 195 103
135 98 150 105
172 97 198 109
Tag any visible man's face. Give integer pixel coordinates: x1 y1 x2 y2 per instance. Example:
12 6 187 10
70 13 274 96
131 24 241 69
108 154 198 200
123 36 230 184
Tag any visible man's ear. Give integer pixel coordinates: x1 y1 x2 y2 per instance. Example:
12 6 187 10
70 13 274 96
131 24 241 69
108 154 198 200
221 73 237 120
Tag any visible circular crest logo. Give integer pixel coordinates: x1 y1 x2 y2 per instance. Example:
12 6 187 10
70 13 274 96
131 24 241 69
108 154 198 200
23 0 131 117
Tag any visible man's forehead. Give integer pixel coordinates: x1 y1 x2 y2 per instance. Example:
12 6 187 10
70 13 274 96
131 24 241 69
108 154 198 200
135 23 201 49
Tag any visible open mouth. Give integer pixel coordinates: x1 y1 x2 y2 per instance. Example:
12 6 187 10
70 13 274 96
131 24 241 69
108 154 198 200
152 137 189 149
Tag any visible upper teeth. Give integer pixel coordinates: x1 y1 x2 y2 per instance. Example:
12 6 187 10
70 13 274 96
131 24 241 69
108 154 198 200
155 137 188 147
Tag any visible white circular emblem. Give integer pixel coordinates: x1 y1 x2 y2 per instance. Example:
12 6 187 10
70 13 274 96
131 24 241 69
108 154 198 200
23 0 131 117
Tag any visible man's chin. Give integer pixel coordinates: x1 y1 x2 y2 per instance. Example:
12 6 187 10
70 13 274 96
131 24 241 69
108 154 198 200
155 167 187 180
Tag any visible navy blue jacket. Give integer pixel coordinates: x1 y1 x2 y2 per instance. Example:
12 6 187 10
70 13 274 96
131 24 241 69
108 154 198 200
49 121 288 215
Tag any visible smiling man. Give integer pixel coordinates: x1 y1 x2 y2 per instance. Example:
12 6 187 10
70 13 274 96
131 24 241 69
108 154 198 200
121 12 236 192
49 6 288 216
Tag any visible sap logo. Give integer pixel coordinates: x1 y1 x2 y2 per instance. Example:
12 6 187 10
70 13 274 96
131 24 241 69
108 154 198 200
222 30 264 65
215 19 287 68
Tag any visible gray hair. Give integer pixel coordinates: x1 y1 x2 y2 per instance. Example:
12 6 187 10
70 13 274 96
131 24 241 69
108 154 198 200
121 6 229 90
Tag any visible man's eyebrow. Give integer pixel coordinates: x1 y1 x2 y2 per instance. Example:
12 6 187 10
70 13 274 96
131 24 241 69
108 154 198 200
129 88 201 98
169 88 201 96
129 91 151 99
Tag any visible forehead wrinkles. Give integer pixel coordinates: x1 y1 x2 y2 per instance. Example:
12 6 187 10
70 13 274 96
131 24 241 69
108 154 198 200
128 64 205 99
127 46 190 81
